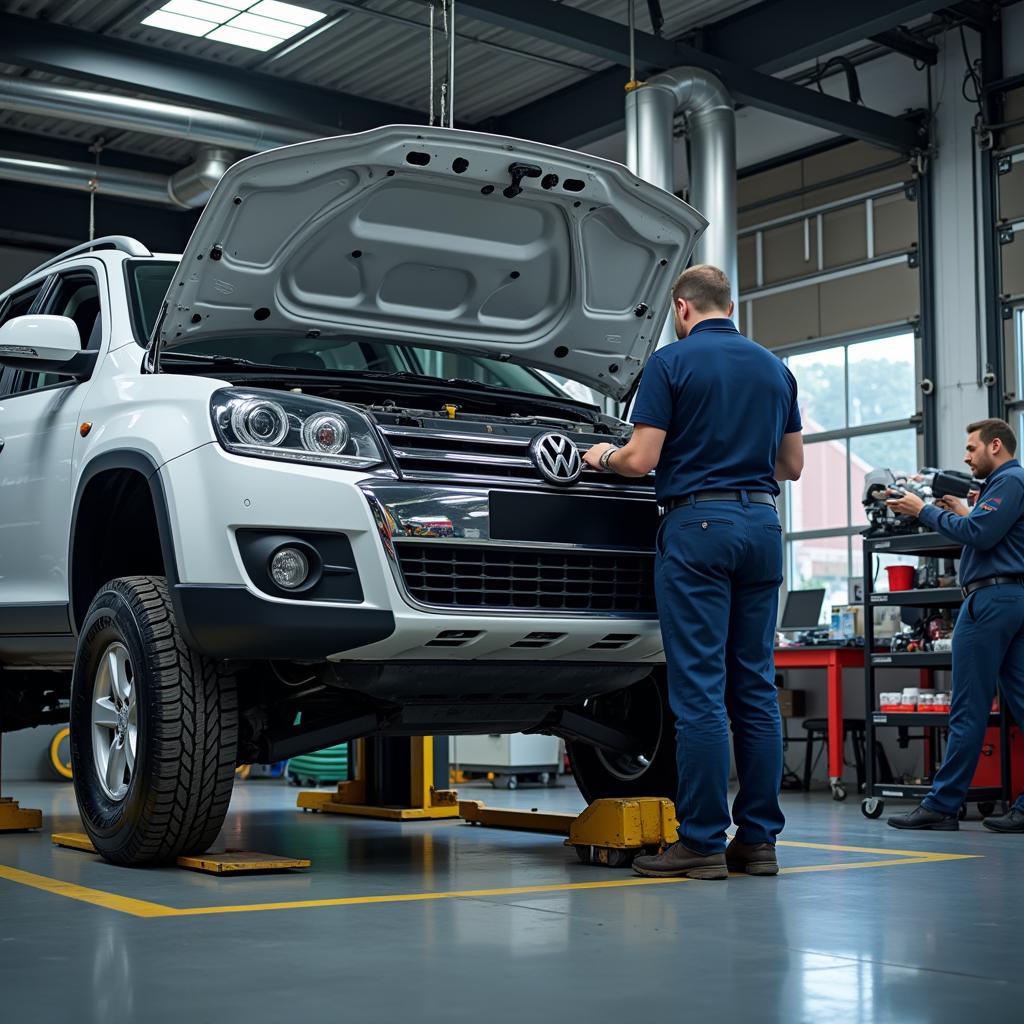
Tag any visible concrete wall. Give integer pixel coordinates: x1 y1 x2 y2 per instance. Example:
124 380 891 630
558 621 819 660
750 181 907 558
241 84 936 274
2 725 62 783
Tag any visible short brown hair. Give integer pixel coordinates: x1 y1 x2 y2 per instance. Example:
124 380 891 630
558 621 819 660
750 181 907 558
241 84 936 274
671 264 732 313
967 417 1018 455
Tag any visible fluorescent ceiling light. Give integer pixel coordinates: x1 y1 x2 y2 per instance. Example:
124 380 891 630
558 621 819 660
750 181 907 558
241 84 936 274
142 0 325 50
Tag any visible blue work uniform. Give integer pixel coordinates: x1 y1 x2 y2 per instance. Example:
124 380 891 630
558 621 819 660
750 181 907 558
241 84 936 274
917 459 1024 814
631 317 801 855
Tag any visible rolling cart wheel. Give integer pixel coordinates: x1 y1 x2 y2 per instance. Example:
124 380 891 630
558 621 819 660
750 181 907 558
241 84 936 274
575 845 593 865
861 797 884 819
977 802 997 818
538 772 551 786
831 783 847 801
958 804 968 821
596 847 633 869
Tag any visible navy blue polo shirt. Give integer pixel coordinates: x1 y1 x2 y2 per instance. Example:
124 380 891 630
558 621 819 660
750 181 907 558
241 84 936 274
918 459 1024 584
630 318 801 502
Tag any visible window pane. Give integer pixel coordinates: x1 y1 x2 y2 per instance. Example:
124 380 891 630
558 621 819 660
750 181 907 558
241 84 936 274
787 438 849 531
848 333 915 427
787 537 851 618
849 429 919 525
787 347 846 434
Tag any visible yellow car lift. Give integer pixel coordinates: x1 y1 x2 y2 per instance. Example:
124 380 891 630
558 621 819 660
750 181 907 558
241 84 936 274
296 734 676 866
460 796 679 868
0 719 42 833
297 736 460 820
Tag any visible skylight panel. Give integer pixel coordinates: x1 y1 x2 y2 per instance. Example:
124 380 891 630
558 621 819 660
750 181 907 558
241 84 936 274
141 0 326 50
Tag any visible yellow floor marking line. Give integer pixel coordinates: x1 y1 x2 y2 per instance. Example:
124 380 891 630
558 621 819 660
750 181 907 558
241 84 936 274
775 839 980 860
1 843 979 919
0 864 172 918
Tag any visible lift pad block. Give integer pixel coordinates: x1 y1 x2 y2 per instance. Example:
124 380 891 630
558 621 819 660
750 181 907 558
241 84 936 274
53 832 310 873
0 797 42 833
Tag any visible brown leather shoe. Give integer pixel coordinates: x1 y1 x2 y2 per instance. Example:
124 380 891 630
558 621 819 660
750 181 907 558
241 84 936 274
632 841 728 880
725 839 779 876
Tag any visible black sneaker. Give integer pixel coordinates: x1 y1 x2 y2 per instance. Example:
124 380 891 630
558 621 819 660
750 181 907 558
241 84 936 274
982 807 1024 833
887 804 959 831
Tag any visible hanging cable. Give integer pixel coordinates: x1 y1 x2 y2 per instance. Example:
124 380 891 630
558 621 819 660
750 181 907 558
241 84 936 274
446 0 455 127
440 0 449 128
428 1 436 125
87 137 104 242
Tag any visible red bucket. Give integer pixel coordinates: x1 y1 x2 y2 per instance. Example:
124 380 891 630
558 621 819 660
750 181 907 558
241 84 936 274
886 565 915 592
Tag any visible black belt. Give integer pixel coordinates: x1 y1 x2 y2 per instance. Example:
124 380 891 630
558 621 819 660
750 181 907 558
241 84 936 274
664 491 777 513
962 575 1024 598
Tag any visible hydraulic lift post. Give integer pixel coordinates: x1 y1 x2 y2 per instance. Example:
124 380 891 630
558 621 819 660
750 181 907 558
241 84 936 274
296 736 460 820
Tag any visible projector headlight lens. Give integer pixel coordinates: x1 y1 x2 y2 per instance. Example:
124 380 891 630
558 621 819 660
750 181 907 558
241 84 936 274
211 388 383 469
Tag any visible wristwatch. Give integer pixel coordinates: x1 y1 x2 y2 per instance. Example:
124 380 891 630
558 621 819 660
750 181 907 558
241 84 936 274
599 446 617 472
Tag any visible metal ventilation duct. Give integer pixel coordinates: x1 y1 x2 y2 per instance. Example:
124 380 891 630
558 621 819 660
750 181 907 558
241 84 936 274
0 147 235 209
0 78 319 152
625 68 737 327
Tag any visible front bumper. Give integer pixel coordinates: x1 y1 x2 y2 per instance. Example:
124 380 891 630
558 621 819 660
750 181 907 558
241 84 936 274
159 443 664 662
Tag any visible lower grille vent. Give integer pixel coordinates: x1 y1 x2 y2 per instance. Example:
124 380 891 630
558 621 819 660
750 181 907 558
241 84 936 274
396 544 656 614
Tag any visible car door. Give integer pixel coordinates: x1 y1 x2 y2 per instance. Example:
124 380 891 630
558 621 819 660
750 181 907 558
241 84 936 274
0 265 103 631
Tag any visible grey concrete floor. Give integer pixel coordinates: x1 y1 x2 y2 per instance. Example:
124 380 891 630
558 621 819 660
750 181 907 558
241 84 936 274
1 778 1022 1023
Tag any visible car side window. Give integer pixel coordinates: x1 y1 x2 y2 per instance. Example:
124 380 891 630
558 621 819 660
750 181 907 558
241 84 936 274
8 270 100 395
0 281 46 327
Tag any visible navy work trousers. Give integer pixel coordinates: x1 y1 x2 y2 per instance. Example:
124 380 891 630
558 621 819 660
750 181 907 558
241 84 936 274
654 498 786 855
923 583 1024 815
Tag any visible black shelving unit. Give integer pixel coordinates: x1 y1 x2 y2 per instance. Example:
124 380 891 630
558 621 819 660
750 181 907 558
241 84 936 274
861 531 1013 819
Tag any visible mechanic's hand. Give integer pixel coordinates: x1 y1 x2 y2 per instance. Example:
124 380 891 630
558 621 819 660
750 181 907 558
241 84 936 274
935 495 970 517
583 442 615 471
886 489 926 517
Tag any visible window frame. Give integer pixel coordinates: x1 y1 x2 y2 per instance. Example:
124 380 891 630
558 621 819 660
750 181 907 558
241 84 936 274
778 322 922 614
3 267 103 400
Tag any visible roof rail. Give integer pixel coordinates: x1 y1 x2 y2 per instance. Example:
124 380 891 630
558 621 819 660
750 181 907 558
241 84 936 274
27 236 152 279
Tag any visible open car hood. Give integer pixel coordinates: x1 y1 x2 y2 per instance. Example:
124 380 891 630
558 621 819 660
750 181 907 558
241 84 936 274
158 126 706 400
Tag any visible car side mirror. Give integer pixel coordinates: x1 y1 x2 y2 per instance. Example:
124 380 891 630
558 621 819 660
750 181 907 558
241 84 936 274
0 314 96 379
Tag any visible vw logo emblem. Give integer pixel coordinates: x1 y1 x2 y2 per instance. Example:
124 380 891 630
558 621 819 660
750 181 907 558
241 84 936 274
529 432 583 486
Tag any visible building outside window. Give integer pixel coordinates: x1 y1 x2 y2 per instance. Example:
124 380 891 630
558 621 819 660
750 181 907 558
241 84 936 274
781 329 920 621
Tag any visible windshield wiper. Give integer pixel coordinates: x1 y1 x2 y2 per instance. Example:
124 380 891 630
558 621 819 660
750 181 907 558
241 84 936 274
160 352 315 372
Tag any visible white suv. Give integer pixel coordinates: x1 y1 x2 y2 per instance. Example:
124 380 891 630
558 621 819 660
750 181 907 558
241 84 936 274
0 127 703 865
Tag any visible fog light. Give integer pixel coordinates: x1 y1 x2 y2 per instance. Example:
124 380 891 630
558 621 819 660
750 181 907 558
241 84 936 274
269 547 309 590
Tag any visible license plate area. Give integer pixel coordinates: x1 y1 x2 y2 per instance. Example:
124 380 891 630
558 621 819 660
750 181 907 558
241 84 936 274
489 490 658 549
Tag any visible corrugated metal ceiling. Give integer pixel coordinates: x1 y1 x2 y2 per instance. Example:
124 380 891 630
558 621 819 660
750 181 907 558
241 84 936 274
0 0 760 164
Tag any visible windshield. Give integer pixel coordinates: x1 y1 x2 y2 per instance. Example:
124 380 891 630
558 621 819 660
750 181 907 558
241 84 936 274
127 259 564 398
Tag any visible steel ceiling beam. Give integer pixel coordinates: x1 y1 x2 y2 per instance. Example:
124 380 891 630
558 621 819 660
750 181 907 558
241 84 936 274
469 0 924 151
0 13 422 136
868 28 939 66
700 0 954 74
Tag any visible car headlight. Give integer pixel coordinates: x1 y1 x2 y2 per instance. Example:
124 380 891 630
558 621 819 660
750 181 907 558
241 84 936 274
211 388 384 469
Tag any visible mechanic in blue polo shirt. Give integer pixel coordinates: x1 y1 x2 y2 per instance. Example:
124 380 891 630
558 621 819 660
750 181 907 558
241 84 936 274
583 264 804 880
886 418 1024 833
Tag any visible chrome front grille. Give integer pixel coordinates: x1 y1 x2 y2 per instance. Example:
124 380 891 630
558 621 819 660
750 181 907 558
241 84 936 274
378 425 653 492
394 542 657 614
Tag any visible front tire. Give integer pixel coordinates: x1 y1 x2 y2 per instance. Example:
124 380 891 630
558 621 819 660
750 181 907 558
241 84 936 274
567 671 677 804
70 576 237 866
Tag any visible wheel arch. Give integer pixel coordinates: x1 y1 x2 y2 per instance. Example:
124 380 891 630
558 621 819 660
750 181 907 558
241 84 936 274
69 450 181 634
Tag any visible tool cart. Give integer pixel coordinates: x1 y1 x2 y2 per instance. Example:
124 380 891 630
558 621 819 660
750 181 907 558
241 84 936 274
860 531 1014 819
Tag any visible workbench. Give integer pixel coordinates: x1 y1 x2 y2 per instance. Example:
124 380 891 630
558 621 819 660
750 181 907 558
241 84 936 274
774 646 865 799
